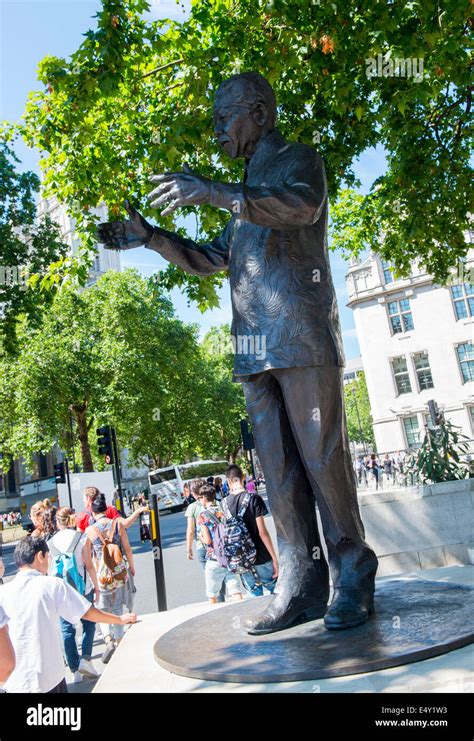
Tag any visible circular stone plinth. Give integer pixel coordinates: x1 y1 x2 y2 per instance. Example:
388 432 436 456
154 579 474 683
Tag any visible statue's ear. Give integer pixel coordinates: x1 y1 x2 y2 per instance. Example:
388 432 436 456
252 102 268 128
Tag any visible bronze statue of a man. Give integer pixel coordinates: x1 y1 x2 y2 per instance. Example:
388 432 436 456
98 72 378 634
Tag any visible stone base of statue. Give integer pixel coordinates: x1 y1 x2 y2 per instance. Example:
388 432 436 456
153 578 474 683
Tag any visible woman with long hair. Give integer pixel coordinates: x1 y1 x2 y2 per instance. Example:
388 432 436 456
30 499 54 539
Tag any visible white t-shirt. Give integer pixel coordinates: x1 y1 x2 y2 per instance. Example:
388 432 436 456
49 528 93 593
0 569 90 692
0 604 8 629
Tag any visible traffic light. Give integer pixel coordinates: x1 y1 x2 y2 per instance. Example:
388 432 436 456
97 425 114 462
54 462 66 484
240 419 255 451
428 400 443 427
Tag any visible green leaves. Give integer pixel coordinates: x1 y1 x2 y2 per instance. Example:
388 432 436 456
0 271 247 471
344 373 375 447
406 420 470 483
0 142 70 353
8 0 472 305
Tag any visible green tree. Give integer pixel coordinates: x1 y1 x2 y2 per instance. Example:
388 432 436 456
344 372 375 448
0 142 69 352
0 270 208 472
407 419 470 483
4 0 469 312
199 324 247 463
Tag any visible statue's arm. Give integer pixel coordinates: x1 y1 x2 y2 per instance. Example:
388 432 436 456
146 220 232 277
209 151 327 230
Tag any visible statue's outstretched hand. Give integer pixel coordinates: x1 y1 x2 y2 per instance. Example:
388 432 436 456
96 201 154 250
148 164 211 215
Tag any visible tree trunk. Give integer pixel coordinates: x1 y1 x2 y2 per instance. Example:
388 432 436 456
72 405 94 472
228 445 241 464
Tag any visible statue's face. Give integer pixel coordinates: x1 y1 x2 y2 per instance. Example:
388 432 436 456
213 84 267 159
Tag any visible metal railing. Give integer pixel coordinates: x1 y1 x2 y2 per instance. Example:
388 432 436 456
353 438 474 492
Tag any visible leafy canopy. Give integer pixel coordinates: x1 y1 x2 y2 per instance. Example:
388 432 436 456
0 143 69 352
5 0 472 308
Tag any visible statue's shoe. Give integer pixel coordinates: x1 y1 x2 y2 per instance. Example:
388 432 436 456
244 595 328 636
323 587 374 630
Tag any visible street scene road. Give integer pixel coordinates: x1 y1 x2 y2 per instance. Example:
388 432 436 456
1 490 276 693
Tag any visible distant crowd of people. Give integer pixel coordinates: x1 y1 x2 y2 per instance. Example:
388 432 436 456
353 451 408 490
0 487 149 693
0 512 22 528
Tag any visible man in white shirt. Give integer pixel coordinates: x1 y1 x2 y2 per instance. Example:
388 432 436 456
0 537 137 693
0 605 15 684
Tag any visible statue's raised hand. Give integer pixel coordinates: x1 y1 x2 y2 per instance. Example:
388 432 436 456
96 200 154 250
148 164 211 215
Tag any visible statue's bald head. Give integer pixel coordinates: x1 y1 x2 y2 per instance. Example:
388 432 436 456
213 72 277 159
215 73 277 130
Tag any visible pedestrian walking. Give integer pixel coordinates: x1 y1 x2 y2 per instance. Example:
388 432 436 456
224 464 278 597
383 453 393 482
368 454 380 490
84 494 136 664
76 486 147 533
198 485 243 604
48 508 99 683
0 537 137 693
185 480 226 602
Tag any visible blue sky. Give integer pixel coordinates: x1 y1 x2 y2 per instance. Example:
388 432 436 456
1 0 387 359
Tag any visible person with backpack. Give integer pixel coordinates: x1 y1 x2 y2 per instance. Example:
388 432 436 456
224 464 278 597
197 485 243 604
48 508 99 683
0 537 137 693
76 486 147 533
85 493 136 664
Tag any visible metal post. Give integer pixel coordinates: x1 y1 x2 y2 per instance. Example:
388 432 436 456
69 413 76 472
64 458 73 509
248 449 258 490
111 427 124 514
150 493 167 611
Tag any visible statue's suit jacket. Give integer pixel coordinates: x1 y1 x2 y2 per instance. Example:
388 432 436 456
149 129 345 380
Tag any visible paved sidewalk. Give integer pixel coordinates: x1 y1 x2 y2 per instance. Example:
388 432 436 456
93 565 474 694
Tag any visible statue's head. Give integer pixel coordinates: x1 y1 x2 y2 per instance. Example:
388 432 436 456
213 72 277 160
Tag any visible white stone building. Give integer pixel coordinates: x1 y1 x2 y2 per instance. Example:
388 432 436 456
36 196 121 280
346 247 474 453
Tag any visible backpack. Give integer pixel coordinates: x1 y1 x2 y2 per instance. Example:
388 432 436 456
93 519 128 592
49 531 86 594
221 493 257 573
203 509 228 568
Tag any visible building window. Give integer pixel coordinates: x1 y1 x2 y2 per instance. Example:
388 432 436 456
467 406 474 435
403 415 422 448
391 356 412 395
387 298 414 334
450 283 474 320
456 342 474 384
413 351 434 391
381 259 393 284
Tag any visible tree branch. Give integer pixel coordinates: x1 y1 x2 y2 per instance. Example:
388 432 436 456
141 58 185 79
